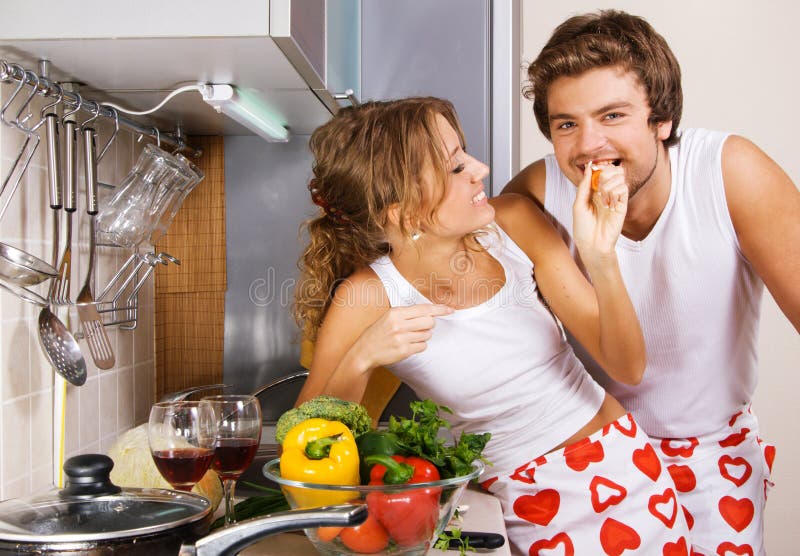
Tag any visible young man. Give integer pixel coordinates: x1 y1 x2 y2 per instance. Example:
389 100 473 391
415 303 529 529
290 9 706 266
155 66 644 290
504 10 799 555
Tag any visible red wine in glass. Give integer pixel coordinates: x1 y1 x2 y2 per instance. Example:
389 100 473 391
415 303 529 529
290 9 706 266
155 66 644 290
148 400 217 493
152 448 215 491
202 395 262 526
212 438 260 480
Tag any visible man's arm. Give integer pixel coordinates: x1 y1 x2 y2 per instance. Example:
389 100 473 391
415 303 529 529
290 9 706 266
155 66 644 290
723 135 800 332
501 158 548 209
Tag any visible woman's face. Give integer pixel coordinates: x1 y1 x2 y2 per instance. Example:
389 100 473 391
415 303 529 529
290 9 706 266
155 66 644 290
421 114 493 238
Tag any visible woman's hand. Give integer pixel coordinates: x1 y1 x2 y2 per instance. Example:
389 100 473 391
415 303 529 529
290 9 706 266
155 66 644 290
572 162 628 266
350 304 453 370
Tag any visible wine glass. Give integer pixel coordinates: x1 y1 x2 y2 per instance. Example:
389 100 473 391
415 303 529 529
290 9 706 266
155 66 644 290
202 395 262 526
148 401 217 492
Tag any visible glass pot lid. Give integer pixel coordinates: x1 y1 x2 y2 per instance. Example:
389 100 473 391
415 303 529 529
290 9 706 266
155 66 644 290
0 454 210 543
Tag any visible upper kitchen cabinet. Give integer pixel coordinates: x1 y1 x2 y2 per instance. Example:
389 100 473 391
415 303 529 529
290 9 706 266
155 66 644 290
272 0 361 113
0 0 361 137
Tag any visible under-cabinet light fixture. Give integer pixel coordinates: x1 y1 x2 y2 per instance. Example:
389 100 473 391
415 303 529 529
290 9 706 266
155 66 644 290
200 84 289 143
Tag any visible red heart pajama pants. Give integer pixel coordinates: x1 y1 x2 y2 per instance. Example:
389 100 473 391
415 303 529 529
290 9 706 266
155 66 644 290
651 405 774 556
482 413 691 556
482 409 774 556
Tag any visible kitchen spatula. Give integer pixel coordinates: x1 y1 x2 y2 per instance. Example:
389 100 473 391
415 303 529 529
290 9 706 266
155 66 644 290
76 126 115 370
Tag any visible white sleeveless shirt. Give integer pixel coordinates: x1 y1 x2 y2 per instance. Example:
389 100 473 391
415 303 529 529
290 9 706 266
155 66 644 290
544 128 764 439
369 224 605 476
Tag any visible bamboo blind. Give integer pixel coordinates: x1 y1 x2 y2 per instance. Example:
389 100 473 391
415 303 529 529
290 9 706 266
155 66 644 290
154 136 226 400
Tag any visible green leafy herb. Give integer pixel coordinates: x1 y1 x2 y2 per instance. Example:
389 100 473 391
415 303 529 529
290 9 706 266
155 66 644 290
386 400 491 479
435 528 475 555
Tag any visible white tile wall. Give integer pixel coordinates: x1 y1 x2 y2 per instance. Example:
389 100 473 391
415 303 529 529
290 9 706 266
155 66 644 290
0 81 157 500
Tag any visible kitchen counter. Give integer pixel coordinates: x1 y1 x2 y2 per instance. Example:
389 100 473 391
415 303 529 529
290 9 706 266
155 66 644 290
239 486 510 555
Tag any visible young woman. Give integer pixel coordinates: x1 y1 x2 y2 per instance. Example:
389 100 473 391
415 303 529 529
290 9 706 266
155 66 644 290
294 97 690 555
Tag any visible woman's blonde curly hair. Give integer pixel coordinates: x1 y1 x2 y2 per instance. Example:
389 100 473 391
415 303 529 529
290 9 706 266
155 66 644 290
293 97 467 340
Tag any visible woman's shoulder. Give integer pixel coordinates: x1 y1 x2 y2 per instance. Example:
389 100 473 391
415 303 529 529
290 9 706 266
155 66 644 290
330 266 392 315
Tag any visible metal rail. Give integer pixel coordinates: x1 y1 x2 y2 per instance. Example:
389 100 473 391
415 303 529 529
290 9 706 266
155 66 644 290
0 59 201 158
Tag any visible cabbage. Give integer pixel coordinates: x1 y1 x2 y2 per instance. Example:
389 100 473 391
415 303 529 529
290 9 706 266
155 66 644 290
107 424 223 510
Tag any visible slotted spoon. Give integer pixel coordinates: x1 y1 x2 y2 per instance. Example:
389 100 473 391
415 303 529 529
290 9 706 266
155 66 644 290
37 113 86 386
38 305 87 386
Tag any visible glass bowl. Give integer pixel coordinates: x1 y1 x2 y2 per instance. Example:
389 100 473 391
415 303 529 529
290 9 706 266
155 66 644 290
263 458 484 556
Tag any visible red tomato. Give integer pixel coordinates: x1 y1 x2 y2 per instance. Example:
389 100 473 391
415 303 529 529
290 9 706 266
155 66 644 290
316 526 343 542
339 511 390 553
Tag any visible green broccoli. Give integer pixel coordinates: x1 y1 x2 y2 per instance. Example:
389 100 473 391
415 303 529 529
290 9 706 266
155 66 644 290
275 395 371 444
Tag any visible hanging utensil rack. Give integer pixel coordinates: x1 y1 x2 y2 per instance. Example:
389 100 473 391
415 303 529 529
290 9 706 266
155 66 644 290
0 58 192 334
0 59 201 158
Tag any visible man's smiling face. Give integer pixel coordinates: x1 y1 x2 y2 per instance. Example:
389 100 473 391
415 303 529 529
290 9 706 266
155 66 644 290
546 65 672 199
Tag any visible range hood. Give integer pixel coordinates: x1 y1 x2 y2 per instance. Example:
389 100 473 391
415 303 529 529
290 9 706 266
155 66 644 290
0 0 357 138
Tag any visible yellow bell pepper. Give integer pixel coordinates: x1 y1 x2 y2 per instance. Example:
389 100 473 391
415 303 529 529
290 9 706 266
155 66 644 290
279 418 360 508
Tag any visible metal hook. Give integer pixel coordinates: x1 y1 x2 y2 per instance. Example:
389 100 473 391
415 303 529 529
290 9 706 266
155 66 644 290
152 126 161 148
157 252 181 265
61 91 82 124
80 100 100 131
40 79 63 116
0 70 43 219
14 71 40 129
97 105 119 161
0 65 27 126
170 124 185 155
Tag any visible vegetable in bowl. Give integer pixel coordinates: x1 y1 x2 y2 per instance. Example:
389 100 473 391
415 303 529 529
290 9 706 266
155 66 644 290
263 458 484 555
266 397 491 554
275 395 372 444
226 396 492 552
382 399 491 479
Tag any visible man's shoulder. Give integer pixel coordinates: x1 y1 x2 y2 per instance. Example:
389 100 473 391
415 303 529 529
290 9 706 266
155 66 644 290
502 158 548 207
674 128 731 153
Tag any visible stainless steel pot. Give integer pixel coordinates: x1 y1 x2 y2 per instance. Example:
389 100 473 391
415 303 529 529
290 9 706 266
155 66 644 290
0 454 365 555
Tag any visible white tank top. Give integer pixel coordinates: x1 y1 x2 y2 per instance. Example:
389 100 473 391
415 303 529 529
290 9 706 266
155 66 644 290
369 224 605 476
544 128 764 438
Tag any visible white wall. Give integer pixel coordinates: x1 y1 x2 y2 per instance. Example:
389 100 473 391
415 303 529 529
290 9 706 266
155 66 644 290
0 81 155 499
519 1 799 552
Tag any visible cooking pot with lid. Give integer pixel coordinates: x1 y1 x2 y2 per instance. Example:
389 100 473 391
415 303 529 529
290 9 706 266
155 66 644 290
0 454 365 555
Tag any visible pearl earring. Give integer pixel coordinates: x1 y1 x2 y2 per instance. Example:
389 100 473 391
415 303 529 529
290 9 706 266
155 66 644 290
410 230 422 241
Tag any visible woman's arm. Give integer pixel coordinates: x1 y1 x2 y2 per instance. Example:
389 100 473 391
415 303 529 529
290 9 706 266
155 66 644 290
492 165 646 384
295 267 452 405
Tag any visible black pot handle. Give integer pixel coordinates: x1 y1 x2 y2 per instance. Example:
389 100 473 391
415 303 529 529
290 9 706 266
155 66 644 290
60 454 122 498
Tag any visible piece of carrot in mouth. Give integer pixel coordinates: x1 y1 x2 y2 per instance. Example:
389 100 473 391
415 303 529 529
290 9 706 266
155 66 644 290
591 167 601 191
